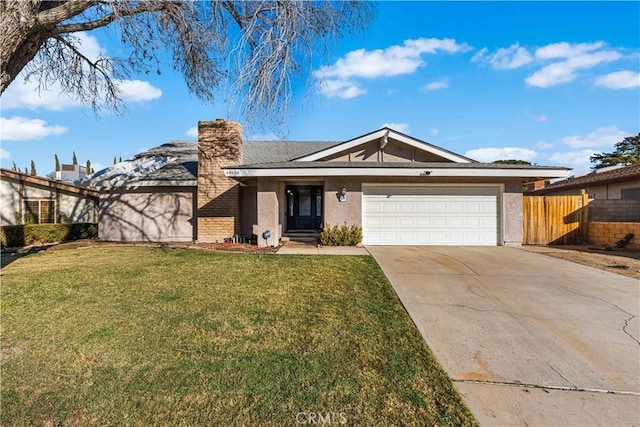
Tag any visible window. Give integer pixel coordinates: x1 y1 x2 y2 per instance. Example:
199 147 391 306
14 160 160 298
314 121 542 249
23 200 56 224
298 189 311 216
621 187 640 200
316 189 322 216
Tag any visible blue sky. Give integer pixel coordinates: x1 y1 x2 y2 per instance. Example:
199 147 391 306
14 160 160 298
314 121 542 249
1 1 639 176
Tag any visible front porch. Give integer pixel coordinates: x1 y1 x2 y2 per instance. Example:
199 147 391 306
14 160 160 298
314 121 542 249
243 177 360 247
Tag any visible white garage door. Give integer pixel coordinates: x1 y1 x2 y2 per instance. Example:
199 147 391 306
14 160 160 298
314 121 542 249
362 186 499 245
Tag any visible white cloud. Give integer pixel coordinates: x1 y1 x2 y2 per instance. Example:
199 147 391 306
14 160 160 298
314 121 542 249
531 113 548 123
318 79 366 99
430 128 440 136
593 70 640 89
471 43 533 69
73 31 106 61
472 40 627 89
464 147 537 162
0 116 68 141
550 149 597 166
186 127 198 138
2 78 83 111
381 123 410 133
0 148 10 159
560 125 627 148
534 42 604 60
2 32 161 110
115 80 162 102
525 42 622 87
535 140 555 149
421 80 449 91
315 38 470 99
317 38 471 80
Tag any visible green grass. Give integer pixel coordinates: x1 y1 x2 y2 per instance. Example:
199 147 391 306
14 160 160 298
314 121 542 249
1 246 476 426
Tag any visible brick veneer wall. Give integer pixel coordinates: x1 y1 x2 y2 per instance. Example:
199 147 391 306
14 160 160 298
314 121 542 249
588 199 640 222
588 222 640 249
197 119 243 242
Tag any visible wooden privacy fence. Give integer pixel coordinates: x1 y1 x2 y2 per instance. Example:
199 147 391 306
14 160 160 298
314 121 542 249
523 193 589 245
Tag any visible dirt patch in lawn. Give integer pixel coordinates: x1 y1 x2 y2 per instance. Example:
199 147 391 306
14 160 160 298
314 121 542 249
526 245 640 280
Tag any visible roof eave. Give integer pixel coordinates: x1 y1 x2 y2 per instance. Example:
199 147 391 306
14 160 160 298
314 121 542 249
225 167 569 179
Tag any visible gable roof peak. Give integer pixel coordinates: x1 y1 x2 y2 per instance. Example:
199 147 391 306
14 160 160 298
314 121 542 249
295 127 475 163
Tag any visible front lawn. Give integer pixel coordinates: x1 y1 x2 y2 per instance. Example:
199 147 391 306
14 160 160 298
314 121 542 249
1 246 476 425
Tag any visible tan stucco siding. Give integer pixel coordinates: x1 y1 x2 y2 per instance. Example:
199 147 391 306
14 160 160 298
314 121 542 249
503 180 523 246
241 186 257 238
99 187 195 242
323 177 363 228
255 178 280 247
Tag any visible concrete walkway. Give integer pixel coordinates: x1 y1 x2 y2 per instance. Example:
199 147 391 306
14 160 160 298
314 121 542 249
367 245 640 426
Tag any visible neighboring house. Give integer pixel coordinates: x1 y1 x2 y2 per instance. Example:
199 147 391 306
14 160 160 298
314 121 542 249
0 169 99 226
56 164 88 183
526 163 640 223
93 119 569 247
526 164 640 200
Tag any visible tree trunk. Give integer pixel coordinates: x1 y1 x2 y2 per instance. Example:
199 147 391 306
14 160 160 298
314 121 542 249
0 3 51 94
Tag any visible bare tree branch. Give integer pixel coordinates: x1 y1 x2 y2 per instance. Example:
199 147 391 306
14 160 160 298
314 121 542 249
38 0 98 26
0 0 374 131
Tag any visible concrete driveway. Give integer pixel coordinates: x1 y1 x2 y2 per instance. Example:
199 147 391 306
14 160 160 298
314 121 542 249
367 246 640 426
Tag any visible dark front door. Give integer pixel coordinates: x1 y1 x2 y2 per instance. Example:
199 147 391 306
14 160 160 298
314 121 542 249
286 185 323 231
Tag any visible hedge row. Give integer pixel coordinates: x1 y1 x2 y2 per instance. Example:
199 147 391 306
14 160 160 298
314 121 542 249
0 223 98 248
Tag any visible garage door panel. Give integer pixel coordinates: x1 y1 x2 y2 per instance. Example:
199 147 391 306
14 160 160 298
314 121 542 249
362 186 499 246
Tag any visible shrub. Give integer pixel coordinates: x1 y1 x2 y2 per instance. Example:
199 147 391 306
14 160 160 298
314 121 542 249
320 223 363 246
0 223 98 248
13 211 37 224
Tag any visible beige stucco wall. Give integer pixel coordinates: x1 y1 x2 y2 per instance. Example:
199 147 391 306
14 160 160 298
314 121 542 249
1 176 98 226
323 177 363 228
255 178 280 247
99 186 196 242
241 186 257 238
503 180 523 246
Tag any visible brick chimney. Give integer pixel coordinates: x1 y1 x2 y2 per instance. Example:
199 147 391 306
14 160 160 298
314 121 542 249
533 180 546 190
197 119 243 242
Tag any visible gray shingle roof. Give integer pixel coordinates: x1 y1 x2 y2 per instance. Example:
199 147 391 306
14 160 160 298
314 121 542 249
92 140 341 185
243 141 340 164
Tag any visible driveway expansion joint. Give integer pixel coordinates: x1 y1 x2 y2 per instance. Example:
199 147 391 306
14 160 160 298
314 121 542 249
452 379 640 396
